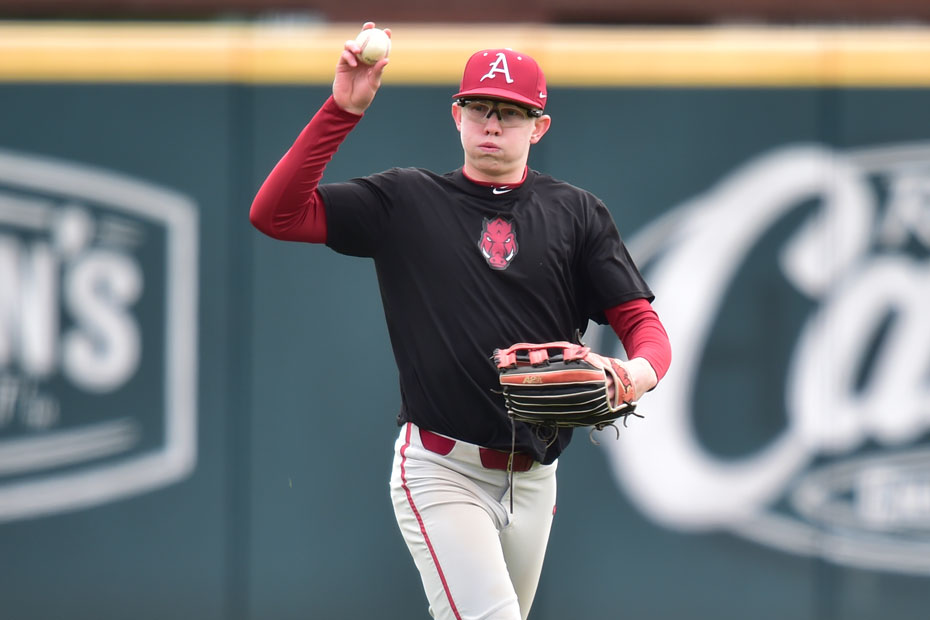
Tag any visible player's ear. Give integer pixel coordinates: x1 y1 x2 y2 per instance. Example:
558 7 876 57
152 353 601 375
529 114 551 144
451 103 463 131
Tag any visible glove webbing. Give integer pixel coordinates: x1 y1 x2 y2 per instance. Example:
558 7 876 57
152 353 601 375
493 341 589 369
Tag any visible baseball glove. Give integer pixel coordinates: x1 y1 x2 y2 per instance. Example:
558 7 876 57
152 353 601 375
492 341 641 436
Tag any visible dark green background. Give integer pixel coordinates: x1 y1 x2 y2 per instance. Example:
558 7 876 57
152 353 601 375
0 83 927 619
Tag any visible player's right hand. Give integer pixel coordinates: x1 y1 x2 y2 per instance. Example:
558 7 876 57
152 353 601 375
333 22 391 115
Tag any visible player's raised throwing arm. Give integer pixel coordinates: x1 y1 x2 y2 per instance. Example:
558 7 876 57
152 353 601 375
249 23 391 242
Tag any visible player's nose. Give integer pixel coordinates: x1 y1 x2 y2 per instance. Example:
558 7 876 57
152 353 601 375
484 115 503 134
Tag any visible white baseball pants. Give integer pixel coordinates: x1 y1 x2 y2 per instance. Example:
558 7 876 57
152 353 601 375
390 422 557 620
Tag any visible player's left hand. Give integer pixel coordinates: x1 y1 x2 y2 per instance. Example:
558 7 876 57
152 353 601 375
333 22 391 115
493 342 642 431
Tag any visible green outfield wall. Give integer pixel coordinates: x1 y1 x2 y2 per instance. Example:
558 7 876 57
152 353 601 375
1 23 929 620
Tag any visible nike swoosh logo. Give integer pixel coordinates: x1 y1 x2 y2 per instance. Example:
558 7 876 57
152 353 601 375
492 187 513 195
539 92 547 98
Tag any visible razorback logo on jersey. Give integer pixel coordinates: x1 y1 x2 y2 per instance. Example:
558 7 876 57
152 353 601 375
478 217 518 270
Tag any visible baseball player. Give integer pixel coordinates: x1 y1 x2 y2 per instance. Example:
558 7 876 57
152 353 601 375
250 23 672 620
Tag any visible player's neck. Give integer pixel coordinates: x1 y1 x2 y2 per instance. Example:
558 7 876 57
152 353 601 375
463 164 528 187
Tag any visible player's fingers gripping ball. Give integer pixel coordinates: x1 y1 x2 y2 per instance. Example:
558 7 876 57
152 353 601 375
492 342 641 436
355 27 391 65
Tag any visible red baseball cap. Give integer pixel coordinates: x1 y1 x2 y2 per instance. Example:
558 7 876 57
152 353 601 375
453 48 548 111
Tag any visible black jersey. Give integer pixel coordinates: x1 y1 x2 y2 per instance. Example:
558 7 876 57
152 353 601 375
319 167 652 463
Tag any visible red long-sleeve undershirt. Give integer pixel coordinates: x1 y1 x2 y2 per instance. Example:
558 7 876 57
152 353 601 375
606 299 671 381
249 96 671 381
250 96 359 243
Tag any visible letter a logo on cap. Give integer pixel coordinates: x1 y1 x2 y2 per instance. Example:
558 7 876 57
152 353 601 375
480 52 514 84
454 48 547 110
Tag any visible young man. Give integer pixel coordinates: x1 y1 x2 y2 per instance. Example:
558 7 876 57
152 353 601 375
250 23 671 620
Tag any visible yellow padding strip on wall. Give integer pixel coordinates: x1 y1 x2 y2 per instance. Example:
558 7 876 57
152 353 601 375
1 22 929 86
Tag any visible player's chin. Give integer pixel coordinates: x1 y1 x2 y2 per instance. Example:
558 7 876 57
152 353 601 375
471 151 509 170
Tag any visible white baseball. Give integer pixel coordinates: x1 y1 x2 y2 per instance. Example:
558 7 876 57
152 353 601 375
355 27 391 65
